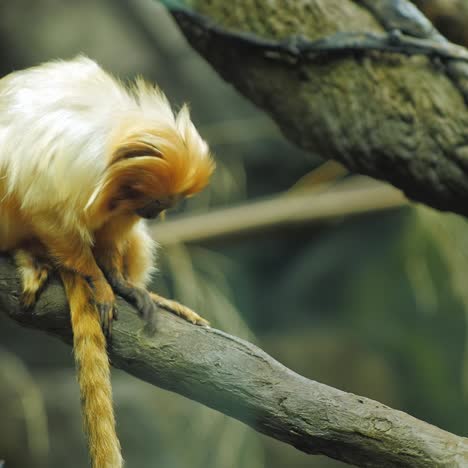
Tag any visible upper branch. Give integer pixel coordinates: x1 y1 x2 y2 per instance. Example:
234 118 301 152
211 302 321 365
164 0 468 218
1 255 467 467
169 6 468 64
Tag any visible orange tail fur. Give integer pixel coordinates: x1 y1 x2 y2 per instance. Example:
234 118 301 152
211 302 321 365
61 271 123 468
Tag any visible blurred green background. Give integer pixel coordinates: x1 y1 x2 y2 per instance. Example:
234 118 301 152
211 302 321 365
0 1 467 467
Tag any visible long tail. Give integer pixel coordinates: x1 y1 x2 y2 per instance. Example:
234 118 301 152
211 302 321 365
61 271 123 468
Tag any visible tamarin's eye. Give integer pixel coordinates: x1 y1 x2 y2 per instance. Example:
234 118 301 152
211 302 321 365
121 185 140 199
135 199 165 219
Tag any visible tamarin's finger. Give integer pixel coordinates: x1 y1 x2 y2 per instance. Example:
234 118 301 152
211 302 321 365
150 292 210 327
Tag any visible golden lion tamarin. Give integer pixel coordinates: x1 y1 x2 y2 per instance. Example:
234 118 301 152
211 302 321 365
0 57 215 467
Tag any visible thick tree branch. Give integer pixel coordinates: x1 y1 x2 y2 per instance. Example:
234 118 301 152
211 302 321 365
1 256 467 467
162 0 468 218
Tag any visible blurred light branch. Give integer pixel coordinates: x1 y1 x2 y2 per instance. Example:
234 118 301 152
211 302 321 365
152 177 408 245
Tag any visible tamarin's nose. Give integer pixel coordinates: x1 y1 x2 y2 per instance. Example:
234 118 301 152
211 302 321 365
136 200 165 219
136 194 182 219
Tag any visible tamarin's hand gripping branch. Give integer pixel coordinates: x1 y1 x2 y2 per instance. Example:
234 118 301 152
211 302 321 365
0 57 215 467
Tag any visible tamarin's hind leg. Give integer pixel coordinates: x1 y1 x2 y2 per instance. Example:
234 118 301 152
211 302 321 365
123 228 209 326
14 249 51 309
123 230 209 326
36 229 116 338
106 269 209 327
94 242 158 326
95 226 209 327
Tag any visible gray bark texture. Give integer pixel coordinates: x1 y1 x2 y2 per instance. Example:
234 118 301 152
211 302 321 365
170 0 468 218
1 256 467 467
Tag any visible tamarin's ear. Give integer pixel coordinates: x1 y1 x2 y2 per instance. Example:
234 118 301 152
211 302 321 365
112 140 161 162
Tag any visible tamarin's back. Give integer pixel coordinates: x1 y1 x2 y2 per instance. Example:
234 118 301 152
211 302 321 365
0 58 117 205
0 57 117 248
0 56 206 250
0 56 180 212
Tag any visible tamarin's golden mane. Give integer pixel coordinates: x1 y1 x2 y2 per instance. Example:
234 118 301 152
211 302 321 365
124 78 214 195
87 88 215 218
111 117 214 196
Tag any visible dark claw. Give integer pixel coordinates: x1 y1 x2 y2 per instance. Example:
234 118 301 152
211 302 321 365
98 302 114 339
20 293 36 312
132 288 158 322
127 287 159 333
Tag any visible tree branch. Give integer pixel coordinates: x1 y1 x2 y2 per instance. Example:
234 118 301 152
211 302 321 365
161 0 468 218
1 256 467 467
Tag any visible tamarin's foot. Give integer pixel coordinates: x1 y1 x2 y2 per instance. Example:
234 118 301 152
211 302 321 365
14 249 51 309
91 278 117 338
150 292 210 327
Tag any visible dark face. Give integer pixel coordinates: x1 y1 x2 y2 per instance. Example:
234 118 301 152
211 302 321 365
135 199 165 219
135 194 181 219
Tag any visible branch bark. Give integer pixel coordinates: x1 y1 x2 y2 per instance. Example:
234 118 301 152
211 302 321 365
165 0 468 218
1 256 467 467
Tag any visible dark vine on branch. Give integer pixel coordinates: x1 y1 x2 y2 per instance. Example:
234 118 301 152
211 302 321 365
357 0 468 102
170 6 468 63
168 3 468 103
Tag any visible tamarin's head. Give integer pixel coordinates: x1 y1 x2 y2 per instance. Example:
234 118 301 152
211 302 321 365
87 84 215 221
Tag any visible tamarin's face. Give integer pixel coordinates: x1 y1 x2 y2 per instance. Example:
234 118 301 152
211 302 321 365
94 120 215 222
107 169 187 220
134 193 182 219
102 150 213 221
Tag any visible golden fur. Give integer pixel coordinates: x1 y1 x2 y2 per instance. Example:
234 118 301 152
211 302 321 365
0 57 214 467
